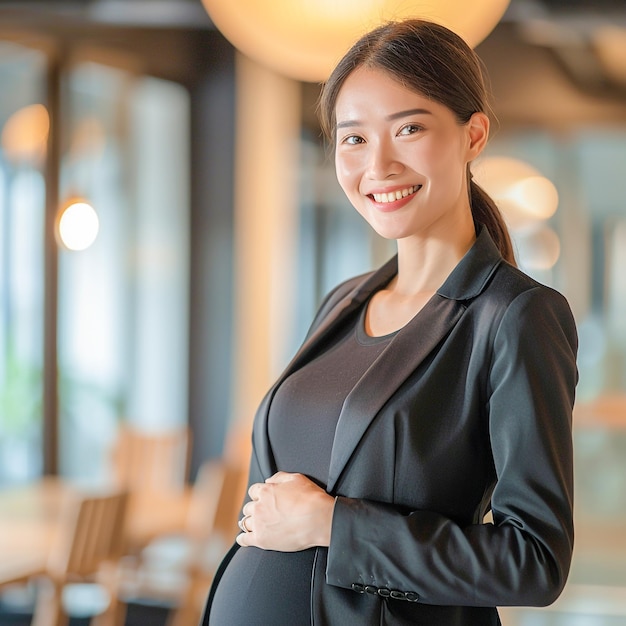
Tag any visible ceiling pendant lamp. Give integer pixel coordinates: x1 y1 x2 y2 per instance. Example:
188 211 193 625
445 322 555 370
56 198 100 251
201 0 511 82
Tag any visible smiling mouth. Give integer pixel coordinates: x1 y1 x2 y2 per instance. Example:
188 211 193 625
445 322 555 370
369 185 421 204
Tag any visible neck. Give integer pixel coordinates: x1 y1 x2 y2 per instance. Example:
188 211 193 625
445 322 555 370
393 218 476 296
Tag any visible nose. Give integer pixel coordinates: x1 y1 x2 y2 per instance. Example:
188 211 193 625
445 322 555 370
366 139 402 179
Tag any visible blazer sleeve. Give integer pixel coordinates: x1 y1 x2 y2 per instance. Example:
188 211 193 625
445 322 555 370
326 285 578 607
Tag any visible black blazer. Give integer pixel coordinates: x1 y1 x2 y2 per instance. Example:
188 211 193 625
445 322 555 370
202 228 578 626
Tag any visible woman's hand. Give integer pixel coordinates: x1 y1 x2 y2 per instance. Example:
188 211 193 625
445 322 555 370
236 471 335 551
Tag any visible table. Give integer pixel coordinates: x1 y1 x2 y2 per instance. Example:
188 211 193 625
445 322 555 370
0 476 192 581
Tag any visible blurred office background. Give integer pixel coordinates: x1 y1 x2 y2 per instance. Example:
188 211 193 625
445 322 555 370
0 0 625 624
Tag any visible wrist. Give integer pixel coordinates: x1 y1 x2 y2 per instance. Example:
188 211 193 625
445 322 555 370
315 493 336 547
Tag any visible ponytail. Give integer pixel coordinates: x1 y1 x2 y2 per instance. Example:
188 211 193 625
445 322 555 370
469 179 516 266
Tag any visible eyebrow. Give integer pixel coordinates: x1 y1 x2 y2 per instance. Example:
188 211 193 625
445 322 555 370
336 108 433 129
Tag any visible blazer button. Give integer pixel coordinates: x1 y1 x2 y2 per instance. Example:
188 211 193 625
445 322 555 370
365 585 378 595
351 583 365 594
377 587 391 598
405 591 420 602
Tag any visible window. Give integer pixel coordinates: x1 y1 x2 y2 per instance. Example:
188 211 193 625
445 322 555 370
58 62 190 482
0 42 47 485
0 46 192 485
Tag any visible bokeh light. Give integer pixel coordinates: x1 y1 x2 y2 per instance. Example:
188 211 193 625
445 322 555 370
473 156 559 230
57 200 100 251
1 103 49 165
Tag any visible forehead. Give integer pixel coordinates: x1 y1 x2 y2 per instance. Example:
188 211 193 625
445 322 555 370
335 67 433 119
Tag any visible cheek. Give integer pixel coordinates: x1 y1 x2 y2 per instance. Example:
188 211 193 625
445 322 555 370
423 142 467 187
419 139 452 166
335 154 359 194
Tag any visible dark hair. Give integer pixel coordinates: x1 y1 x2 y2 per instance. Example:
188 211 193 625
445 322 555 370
318 19 515 265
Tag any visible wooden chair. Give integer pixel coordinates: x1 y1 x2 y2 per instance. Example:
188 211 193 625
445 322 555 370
108 425 193 562
119 459 247 626
110 424 191 495
168 459 247 626
0 489 128 626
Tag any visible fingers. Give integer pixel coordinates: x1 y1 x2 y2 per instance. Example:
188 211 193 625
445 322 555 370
265 471 297 484
236 511 254 547
239 474 290 549
241 501 253 517
238 515 252 533
248 482 263 501
248 472 301 500
236 515 253 546
236 529 253 546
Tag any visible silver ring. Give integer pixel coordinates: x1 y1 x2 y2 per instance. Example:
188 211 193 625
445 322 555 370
238 515 251 533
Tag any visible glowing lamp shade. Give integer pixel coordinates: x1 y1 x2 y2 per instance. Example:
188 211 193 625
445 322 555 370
57 201 99 251
201 0 511 81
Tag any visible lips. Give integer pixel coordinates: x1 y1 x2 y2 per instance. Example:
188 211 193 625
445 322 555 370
368 184 422 206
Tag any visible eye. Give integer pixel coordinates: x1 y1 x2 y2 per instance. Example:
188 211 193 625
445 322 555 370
340 134 365 145
398 124 423 136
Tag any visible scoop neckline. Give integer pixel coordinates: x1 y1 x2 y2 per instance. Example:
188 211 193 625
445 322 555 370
356 302 399 345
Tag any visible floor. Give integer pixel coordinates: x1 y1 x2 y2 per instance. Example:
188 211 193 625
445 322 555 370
0 601 170 626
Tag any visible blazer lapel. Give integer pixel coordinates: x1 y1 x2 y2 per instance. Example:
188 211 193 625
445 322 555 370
252 257 399 480
326 294 464 492
326 227 503 492
285 256 398 375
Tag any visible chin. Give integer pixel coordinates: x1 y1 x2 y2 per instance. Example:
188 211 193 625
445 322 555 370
370 227 408 241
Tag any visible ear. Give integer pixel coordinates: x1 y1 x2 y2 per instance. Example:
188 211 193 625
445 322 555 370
466 112 489 161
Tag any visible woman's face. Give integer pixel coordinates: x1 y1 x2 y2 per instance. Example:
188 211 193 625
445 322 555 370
334 66 487 242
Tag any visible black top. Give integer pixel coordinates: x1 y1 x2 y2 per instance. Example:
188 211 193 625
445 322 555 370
208 304 394 625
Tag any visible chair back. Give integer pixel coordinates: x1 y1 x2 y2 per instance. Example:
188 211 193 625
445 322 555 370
47 490 129 579
186 460 247 544
111 425 190 494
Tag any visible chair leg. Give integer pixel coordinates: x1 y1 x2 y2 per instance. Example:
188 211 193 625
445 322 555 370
168 603 202 626
32 578 68 626
91 562 128 626
167 571 211 626
90 600 127 626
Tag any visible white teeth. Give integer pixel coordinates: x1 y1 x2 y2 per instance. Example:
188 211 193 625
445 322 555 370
372 185 419 203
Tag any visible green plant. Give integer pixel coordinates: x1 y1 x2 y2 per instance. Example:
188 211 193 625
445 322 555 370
0 348 42 436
